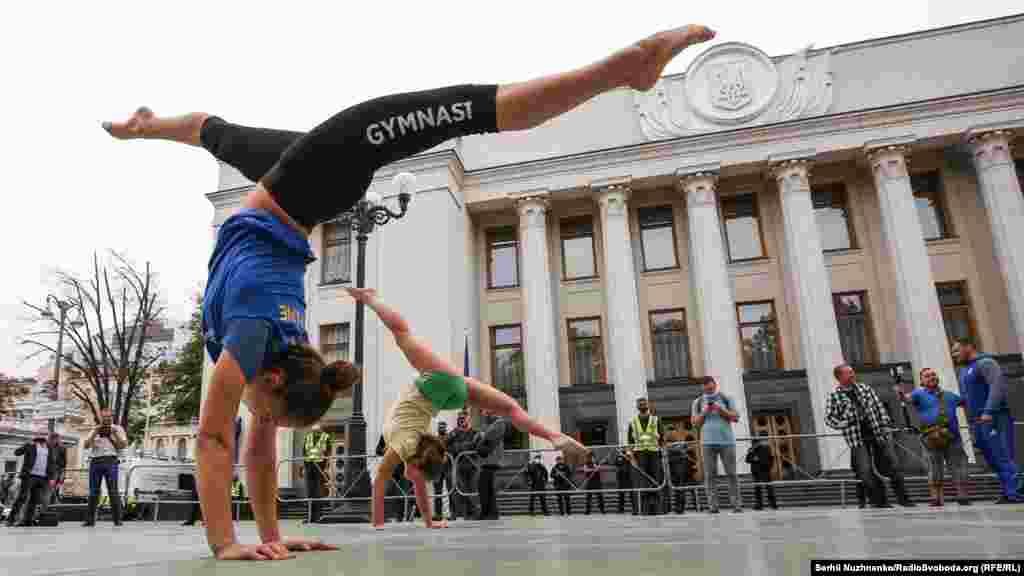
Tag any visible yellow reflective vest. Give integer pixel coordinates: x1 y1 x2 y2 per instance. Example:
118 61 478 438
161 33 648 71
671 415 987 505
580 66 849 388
631 415 660 453
304 431 330 461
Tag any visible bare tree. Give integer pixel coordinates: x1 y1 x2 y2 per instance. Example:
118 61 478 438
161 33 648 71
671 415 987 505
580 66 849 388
20 251 168 434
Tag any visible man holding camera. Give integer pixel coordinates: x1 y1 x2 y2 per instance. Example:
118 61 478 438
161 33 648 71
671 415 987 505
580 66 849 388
82 409 129 527
446 410 479 520
826 364 913 508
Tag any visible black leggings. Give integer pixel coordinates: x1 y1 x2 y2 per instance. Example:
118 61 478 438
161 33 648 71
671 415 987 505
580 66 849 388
200 84 500 229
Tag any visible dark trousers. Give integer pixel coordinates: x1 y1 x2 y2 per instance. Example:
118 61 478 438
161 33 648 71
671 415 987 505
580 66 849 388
528 486 549 515
585 481 605 514
304 461 326 522
433 476 448 519
7 475 46 525
454 465 478 519
617 471 637 513
477 465 499 520
667 463 687 513
752 470 777 509
554 485 572 515
634 451 662 515
87 459 121 524
852 437 908 507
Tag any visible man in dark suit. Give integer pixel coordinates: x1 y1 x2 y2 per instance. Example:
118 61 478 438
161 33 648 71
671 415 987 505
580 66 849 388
6 433 56 527
45 432 67 508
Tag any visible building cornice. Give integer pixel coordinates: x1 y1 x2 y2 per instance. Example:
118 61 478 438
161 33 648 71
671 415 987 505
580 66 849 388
464 85 1024 204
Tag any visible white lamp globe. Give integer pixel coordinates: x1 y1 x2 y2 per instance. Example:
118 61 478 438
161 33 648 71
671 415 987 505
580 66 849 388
394 172 417 197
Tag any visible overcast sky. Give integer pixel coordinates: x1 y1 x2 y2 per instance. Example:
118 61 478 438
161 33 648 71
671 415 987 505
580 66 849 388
0 1 1018 378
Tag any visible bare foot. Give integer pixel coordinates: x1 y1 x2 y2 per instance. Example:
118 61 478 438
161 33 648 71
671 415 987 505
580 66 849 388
623 24 716 92
102 107 208 146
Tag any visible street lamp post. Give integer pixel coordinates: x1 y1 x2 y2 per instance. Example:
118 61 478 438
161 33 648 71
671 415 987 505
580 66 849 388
41 297 81 433
327 174 413 523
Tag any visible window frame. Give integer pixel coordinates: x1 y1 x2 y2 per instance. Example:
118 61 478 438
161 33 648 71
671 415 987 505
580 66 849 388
832 291 877 366
567 316 607 385
637 205 681 272
490 324 527 449
910 170 955 242
735 300 783 372
320 322 351 364
648 308 691 379
720 192 768 263
812 181 858 253
560 216 599 281
936 280 979 347
486 226 520 290
320 217 353 286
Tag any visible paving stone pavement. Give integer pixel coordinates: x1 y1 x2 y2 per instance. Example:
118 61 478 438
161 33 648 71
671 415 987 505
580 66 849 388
2 504 1023 576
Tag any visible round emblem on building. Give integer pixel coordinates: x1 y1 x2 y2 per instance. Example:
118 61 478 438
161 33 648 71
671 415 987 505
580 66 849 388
684 42 779 125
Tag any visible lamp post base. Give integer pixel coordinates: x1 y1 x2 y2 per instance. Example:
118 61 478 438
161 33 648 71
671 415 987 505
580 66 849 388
318 414 372 523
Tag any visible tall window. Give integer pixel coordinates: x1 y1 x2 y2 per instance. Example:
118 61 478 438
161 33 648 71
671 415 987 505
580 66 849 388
491 325 526 449
320 323 351 364
721 193 765 262
176 438 188 460
561 217 598 280
638 206 679 271
487 227 519 289
491 325 525 404
155 438 166 458
1016 159 1023 193
911 171 952 241
737 301 781 371
322 218 352 284
937 281 975 345
813 182 856 252
568 318 605 385
650 309 690 379
833 292 875 366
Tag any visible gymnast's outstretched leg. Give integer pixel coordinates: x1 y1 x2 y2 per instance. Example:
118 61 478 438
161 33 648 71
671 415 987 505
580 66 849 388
103 109 302 185
104 24 715 232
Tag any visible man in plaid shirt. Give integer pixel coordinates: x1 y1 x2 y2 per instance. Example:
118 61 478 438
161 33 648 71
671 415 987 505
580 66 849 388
826 364 914 508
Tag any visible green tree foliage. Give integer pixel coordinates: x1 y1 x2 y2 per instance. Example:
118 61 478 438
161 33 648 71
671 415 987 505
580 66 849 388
156 294 204 422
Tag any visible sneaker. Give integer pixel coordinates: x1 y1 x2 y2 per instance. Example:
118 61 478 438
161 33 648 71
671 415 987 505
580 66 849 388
732 507 743 513
708 508 720 514
957 499 971 506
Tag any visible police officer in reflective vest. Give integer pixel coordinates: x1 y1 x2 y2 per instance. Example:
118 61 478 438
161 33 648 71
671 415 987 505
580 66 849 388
231 476 245 521
627 397 664 515
302 423 331 523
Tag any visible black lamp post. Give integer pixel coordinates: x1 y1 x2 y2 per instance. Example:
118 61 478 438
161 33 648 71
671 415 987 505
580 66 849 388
327 174 414 523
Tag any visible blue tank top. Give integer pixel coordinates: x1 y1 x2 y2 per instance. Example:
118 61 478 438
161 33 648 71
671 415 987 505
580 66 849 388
202 208 315 365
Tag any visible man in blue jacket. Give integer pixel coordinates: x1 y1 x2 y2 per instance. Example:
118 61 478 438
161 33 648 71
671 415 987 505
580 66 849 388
953 337 1022 503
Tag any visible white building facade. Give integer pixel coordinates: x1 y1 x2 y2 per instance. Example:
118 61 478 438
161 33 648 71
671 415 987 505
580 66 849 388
203 15 1024 484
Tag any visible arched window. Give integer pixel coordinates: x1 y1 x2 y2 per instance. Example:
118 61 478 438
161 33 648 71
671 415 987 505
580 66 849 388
177 438 188 460
155 438 166 458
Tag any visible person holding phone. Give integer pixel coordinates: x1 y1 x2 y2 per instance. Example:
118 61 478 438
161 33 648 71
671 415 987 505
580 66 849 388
82 409 129 527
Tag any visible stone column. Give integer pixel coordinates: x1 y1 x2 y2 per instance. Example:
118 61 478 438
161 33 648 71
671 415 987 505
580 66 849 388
967 130 1024 355
770 156 846 470
866 144 961 399
594 182 648 441
516 196 562 449
678 167 749 473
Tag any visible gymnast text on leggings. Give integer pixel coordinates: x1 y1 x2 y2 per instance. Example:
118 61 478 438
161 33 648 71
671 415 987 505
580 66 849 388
365 101 474 145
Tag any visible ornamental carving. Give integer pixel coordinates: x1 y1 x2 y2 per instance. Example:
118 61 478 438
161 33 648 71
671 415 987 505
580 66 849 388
680 173 718 208
867 146 910 182
770 159 812 194
597 186 630 217
635 42 834 139
969 130 1014 170
516 196 550 229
